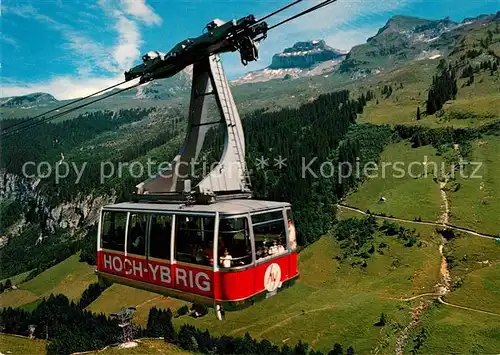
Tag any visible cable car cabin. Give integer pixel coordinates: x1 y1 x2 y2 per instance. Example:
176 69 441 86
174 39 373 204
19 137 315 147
96 199 299 315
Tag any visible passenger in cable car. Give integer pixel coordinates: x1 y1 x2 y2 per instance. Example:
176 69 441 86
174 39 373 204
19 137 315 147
220 248 233 268
277 239 286 253
288 219 297 250
130 221 146 254
256 246 264 259
269 240 278 255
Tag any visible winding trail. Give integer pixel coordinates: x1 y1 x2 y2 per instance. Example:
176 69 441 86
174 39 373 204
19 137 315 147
438 178 450 225
135 296 160 309
337 204 497 240
437 297 500 317
229 304 336 337
256 304 336 337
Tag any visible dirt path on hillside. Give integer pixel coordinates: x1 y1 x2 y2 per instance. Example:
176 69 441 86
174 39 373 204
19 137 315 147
395 177 451 355
256 304 336 337
228 304 336 337
438 178 450 225
135 296 159 309
394 300 428 355
336 204 496 240
437 297 500 317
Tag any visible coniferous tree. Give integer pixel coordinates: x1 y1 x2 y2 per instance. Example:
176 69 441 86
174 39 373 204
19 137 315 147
329 343 344 355
416 107 421 121
163 309 177 343
294 340 309 355
426 65 457 114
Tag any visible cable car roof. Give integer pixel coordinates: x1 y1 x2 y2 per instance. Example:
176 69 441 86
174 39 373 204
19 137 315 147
103 199 290 216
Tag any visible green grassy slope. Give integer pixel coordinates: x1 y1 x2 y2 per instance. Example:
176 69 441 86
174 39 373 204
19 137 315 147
86 233 442 353
444 234 500 312
96 339 193 355
410 303 500 354
86 284 188 326
173 233 441 354
0 253 96 308
344 141 445 222
0 334 47 355
446 136 500 235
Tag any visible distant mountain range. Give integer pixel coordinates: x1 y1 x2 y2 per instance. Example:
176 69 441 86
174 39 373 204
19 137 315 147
0 92 58 108
340 12 500 74
232 40 347 85
2 11 498 108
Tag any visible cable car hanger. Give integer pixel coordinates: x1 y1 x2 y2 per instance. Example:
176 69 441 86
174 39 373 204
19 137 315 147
1 0 338 139
3 0 340 203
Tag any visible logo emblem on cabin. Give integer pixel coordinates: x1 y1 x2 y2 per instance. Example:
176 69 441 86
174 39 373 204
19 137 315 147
264 263 281 292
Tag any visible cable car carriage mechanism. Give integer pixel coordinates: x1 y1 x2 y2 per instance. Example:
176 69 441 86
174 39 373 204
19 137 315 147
96 14 301 319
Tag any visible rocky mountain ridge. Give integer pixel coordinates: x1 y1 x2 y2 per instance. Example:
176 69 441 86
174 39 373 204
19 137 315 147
341 12 500 73
0 92 58 108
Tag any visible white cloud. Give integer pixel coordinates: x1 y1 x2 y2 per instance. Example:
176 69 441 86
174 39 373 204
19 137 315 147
324 27 381 50
1 76 140 100
120 0 162 25
1 34 19 48
113 15 143 71
3 0 162 99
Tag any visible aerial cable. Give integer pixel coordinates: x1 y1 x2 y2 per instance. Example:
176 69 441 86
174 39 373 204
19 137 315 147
253 0 304 25
2 79 129 134
1 82 141 139
267 0 338 31
2 0 340 138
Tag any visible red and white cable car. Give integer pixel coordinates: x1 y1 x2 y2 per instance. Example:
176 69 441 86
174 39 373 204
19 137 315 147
96 200 298 317
96 18 299 319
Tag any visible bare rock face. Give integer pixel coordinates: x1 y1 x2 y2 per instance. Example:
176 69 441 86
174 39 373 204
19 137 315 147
270 40 346 69
0 171 115 244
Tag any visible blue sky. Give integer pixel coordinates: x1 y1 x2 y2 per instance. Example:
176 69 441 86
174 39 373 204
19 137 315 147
1 0 499 99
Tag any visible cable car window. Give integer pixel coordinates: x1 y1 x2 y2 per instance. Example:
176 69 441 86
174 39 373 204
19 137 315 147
252 211 287 260
127 213 148 256
101 211 127 252
286 209 296 250
218 217 252 268
149 214 172 260
174 215 215 266
251 210 283 224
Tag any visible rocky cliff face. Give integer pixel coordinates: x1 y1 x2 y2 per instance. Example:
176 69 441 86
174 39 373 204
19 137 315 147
232 40 346 85
0 171 114 242
270 40 346 69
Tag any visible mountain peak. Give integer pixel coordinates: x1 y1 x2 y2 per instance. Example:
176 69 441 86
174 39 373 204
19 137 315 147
0 92 58 108
270 40 346 70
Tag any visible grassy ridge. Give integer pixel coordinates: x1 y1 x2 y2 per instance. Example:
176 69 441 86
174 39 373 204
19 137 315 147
0 253 96 309
86 284 187 326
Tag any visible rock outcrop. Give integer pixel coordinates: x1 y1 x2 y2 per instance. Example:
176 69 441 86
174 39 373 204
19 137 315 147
270 40 346 69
